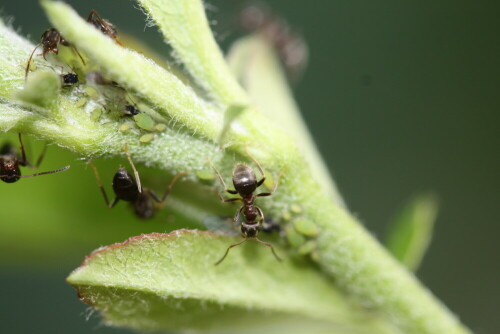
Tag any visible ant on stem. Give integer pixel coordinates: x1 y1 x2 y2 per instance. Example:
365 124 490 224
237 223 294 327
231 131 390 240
25 28 85 81
210 150 283 265
89 144 187 219
25 10 120 81
0 134 70 183
87 10 122 46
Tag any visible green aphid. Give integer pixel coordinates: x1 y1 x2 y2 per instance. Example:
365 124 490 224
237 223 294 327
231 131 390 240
90 108 102 121
293 218 319 237
139 133 155 143
119 123 132 132
298 240 317 255
134 113 155 131
154 124 167 132
196 169 215 181
84 86 99 98
290 204 302 214
282 211 292 221
75 98 87 108
285 225 306 248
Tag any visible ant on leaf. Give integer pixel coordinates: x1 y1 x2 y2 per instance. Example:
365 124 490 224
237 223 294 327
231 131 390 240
210 149 284 265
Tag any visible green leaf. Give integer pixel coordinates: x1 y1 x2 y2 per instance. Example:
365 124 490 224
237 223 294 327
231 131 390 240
136 0 248 105
42 0 221 140
68 230 400 334
385 193 438 271
0 3 472 333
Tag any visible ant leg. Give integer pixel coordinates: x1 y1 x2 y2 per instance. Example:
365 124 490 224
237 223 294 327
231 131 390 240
244 144 266 187
208 158 238 195
256 169 285 197
34 143 48 169
88 162 116 208
149 171 188 203
214 239 247 265
256 206 265 224
18 133 48 169
17 133 29 167
25 42 42 82
255 238 282 262
123 143 142 193
233 206 243 223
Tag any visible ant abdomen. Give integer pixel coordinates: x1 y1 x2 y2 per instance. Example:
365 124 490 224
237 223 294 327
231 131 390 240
112 168 139 202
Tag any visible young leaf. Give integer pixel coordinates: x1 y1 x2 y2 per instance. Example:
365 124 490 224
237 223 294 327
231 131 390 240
385 193 438 271
68 230 401 334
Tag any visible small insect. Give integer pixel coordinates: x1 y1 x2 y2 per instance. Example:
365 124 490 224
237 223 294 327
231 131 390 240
87 10 122 45
261 216 282 234
239 4 308 83
210 152 283 265
89 144 186 219
25 28 85 81
61 72 79 87
124 104 140 116
0 134 70 183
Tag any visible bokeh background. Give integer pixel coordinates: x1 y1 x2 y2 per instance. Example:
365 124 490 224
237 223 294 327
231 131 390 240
1 1 498 333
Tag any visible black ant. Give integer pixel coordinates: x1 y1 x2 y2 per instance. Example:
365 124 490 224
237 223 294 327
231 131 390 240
61 72 79 87
124 104 140 116
239 4 308 82
0 134 70 183
87 10 122 46
25 28 85 81
210 152 283 265
57 66 79 87
89 144 186 219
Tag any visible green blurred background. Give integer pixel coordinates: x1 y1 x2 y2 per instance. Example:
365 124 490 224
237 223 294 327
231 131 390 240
1 1 498 333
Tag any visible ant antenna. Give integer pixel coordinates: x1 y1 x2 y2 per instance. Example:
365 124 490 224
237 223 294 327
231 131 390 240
88 161 110 206
71 46 86 66
207 157 229 191
214 239 247 265
25 42 42 82
123 143 142 193
0 165 70 179
255 237 282 262
244 144 266 179
159 171 188 202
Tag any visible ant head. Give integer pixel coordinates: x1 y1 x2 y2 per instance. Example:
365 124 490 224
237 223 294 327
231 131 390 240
0 156 21 183
62 73 78 85
41 29 61 46
232 163 257 196
241 222 261 238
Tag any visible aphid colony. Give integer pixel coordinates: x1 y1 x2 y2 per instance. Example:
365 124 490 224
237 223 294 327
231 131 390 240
8 8 284 264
